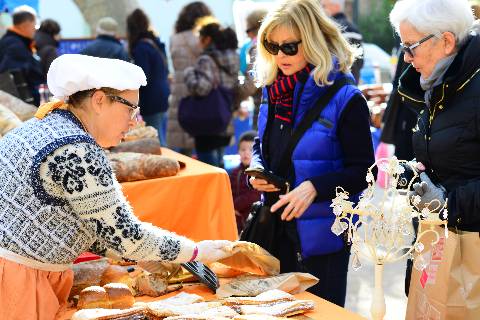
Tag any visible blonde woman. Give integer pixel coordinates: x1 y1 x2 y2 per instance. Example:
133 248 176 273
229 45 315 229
249 0 374 306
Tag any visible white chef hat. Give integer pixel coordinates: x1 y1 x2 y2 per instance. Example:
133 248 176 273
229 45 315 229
47 54 147 100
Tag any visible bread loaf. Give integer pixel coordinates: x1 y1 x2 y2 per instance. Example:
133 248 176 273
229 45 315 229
124 126 158 141
108 152 180 182
110 138 162 155
71 259 110 298
104 283 135 309
0 104 22 135
77 286 110 309
0 90 36 121
100 265 134 291
78 283 135 310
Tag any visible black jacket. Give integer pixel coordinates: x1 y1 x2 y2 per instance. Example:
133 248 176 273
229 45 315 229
0 30 44 105
332 13 364 83
34 30 59 76
398 34 480 231
80 35 129 62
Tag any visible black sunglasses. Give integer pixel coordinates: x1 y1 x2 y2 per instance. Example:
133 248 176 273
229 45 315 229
106 95 140 121
400 34 435 57
263 39 302 56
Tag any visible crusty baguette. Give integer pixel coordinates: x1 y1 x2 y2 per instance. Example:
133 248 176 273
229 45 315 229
108 152 180 182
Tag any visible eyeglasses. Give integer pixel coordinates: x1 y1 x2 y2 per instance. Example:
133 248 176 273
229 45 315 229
106 95 140 121
263 39 302 56
400 34 435 57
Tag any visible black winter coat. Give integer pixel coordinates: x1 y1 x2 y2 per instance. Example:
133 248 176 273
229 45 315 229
398 34 480 231
0 30 44 105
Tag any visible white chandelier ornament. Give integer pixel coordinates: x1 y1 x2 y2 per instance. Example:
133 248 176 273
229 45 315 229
331 157 448 320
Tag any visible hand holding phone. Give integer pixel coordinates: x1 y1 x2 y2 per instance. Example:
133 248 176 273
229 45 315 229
245 167 289 193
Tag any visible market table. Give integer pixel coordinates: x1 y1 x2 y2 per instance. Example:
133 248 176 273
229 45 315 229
121 148 238 241
60 283 367 320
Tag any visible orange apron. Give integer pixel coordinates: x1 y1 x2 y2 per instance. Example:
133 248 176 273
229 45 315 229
0 248 73 320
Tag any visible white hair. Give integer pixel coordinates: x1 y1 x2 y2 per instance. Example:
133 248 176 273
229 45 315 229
390 0 474 44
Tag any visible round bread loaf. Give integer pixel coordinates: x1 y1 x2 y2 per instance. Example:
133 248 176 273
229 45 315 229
104 283 135 309
100 265 134 290
77 286 110 309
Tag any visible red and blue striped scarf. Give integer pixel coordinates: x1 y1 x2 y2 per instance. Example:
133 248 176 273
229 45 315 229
269 64 313 123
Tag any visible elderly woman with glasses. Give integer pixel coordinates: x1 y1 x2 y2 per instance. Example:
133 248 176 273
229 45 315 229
390 0 480 294
248 0 374 306
0 54 233 319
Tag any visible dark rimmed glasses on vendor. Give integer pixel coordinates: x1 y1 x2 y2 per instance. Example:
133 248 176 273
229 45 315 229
400 34 435 57
106 94 140 121
263 38 302 56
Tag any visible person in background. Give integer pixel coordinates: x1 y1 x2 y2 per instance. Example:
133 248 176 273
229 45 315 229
237 9 268 130
127 9 170 146
250 0 373 306
389 0 480 296
321 0 364 83
229 130 261 234
184 22 240 167
34 18 61 77
168 1 212 155
80 17 129 61
0 54 233 318
0 5 44 105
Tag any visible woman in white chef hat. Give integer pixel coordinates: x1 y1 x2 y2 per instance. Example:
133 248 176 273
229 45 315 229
0 54 233 319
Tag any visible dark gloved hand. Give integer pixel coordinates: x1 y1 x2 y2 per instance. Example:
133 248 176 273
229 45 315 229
397 160 422 189
408 172 446 212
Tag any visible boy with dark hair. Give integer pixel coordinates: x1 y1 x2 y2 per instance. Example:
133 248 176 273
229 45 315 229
229 131 261 234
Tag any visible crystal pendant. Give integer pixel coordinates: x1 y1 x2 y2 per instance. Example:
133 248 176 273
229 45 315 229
352 252 362 271
402 224 412 236
414 242 425 253
331 220 344 236
413 253 428 271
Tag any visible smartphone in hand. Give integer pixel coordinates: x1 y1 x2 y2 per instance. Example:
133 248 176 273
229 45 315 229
244 167 289 193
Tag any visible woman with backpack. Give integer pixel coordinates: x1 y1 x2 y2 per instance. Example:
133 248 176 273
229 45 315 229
184 23 240 167
127 9 170 146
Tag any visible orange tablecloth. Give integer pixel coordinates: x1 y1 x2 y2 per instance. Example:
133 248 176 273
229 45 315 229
61 283 366 320
121 148 238 241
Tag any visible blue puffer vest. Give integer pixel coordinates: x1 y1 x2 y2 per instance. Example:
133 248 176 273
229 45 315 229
258 69 360 259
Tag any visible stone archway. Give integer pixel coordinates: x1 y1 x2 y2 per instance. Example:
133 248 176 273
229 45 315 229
73 0 139 37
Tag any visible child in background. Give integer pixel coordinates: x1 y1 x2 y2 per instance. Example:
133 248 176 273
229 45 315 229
229 131 261 234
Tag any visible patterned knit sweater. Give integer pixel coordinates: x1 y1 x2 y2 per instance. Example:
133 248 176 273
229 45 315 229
0 110 196 265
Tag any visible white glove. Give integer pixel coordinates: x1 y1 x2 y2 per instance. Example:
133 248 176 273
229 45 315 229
195 240 233 264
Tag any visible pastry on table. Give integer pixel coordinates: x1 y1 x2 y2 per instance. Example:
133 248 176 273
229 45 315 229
71 306 146 320
234 300 315 317
163 306 239 319
222 289 295 306
146 301 222 318
152 292 204 306
233 316 289 320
